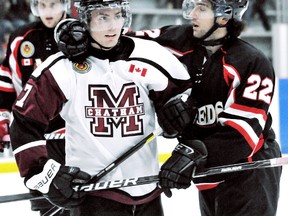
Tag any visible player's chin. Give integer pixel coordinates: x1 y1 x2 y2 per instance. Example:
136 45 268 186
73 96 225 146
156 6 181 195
104 37 119 46
192 31 202 39
43 20 58 29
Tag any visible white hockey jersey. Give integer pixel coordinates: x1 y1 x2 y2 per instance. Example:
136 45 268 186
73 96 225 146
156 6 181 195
11 36 192 201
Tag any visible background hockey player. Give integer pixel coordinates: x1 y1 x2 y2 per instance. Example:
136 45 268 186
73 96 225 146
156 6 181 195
10 0 198 215
143 1 282 215
54 0 282 215
0 0 71 215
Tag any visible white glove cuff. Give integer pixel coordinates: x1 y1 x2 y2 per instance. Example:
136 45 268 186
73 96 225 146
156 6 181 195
25 159 61 193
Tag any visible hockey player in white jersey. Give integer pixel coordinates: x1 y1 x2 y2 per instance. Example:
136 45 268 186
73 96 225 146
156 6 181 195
9 0 201 215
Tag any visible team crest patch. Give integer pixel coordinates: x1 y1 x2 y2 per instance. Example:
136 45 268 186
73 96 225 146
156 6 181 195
20 41 35 58
72 61 92 74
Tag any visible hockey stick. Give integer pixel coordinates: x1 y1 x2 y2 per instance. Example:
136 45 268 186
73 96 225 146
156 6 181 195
90 127 163 182
0 175 160 203
43 127 163 215
192 156 288 178
1 156 287 204
42 205 63 216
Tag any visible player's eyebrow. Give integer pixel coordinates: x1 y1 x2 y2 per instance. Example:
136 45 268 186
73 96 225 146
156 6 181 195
197 2 209 7
98 10 122 16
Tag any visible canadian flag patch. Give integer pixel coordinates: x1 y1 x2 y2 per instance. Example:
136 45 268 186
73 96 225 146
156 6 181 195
129 64 147 77
21 58 33 66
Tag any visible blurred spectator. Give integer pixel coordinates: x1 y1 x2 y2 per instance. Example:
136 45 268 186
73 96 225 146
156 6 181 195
244 0 271 31
0 2 11 19
0 20 14 63
157 0 182 9
5 0 33 27
0 0 35 62
167 0 182 9
0 1 14 63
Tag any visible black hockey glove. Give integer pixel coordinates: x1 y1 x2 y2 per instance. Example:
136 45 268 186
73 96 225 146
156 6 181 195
159 140 207 197
157 95 198 138
25 159 91 209
54 18 89 62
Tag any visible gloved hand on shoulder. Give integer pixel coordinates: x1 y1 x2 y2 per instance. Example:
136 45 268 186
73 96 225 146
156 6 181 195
0 110 10 152
157 94 198 138
159 140 207 197
54 18 90 62
25 159 91 209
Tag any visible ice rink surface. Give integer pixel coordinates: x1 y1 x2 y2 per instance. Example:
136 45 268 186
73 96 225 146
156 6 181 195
0 160 287 215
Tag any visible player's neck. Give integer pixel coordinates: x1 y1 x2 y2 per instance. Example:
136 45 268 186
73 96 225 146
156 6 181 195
203 28 227 53
205 44 222 54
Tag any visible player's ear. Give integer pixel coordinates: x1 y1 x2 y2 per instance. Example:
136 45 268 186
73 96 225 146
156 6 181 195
217 17 229 27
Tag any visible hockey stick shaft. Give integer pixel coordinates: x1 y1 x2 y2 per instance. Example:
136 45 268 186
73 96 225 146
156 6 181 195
42 127 163 215
92 127 163 182
71 156 288 191
192 156 288 178
0 175 160 203
0 128 162 204
1 156 286 204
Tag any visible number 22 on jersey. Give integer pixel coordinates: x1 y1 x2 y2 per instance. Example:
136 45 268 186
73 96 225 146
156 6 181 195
243 74 273 104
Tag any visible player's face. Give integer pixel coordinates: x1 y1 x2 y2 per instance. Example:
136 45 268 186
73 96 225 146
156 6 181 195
37 0 66 28
187 0 215 38
89 8 124 50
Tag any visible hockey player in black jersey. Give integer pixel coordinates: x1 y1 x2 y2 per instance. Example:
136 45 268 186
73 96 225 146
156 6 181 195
54 0 282 215
134 1 282 215
0 0 71 215
10 0 197 215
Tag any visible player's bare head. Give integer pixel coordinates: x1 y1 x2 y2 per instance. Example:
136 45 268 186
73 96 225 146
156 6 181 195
76 0 132 32
182 0 249 21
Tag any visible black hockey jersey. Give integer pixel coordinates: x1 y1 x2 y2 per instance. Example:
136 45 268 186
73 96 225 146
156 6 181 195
0 20 64 133
128 25 276 189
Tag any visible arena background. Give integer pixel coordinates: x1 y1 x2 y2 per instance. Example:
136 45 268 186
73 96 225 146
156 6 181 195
0 0 288 215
